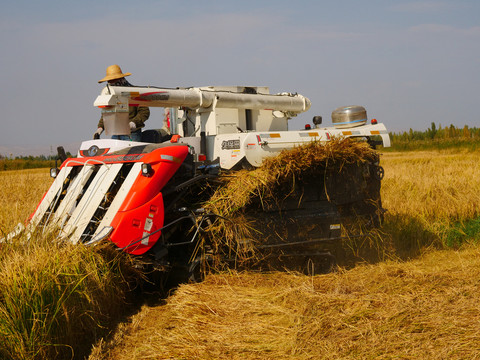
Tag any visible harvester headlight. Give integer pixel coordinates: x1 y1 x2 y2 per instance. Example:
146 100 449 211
141 163 153 177
50 167 60 178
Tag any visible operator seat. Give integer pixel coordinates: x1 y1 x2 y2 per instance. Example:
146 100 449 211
140 129 172 143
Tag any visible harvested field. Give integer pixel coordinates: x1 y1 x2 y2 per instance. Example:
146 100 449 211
92 246 480 360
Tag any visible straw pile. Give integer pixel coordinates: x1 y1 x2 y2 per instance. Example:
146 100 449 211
93 244 480 360
201 138 380 267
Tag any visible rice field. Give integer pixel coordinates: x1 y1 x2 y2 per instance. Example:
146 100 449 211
0 168 51 235
381 150 480 254
0 146 480 359
382 150 480 223
0 169 143 360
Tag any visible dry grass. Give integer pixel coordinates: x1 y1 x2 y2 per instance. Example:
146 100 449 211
379 150 480 255
381 150 480 222
0 234 142 360
93 244 480 360
0 168 51 234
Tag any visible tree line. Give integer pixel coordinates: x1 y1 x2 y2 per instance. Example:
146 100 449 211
390 122 480 142
1 123 478 170
386 123 480 151
0 153 72 171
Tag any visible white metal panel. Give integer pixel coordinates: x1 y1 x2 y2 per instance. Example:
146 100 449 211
50 165 96 230
92 162 141 238
29 167 73 229
62 163 123 243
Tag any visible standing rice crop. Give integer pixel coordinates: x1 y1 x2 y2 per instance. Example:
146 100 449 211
0 166 145 360
0 235 141 360
381 149 480 252
0 169 51 234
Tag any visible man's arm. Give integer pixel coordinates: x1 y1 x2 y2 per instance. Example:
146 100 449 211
129 106 150 129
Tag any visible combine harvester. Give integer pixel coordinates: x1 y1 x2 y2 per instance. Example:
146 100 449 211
17 83 390 279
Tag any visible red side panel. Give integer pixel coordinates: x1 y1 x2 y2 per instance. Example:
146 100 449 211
119 146 189 212
109 145 189 255
110 191 164 255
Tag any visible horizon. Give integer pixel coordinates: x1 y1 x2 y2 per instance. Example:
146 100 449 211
1 121 477 158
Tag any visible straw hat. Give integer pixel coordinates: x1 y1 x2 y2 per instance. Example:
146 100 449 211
98 64 132 83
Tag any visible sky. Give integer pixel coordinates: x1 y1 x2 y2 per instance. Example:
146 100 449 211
1 0 479 156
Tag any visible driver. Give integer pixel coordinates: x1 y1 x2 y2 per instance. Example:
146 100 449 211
94 64 150 141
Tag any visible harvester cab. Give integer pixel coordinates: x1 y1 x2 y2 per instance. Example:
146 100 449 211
10 84 390 277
